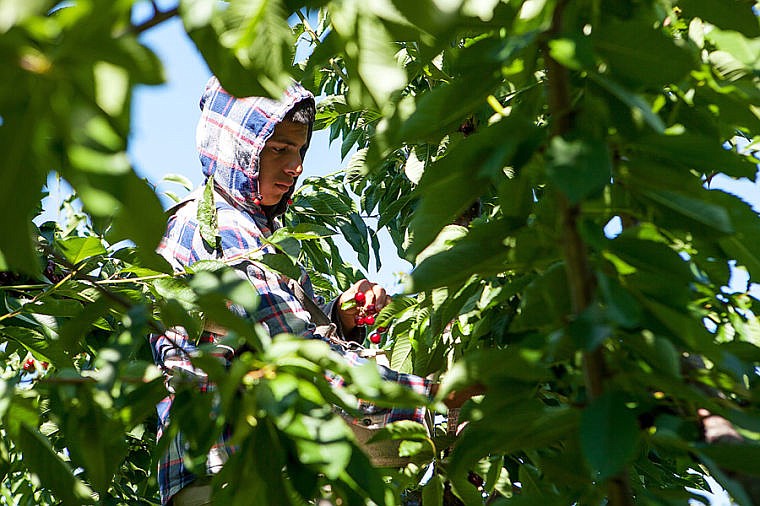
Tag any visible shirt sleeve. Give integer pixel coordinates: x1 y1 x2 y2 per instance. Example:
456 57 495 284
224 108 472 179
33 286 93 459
150 328 233 394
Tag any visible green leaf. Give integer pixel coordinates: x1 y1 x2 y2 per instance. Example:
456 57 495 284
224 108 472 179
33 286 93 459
639 188 734 234
197 178 219 250
0 0 48 32
680 0 760 38
0 326 73 368
161 173 194 191
707 28 760 72
422 472 444 506
546 136 612 203
17 423 95 505
189 268 259 313
511 262 571 332
406 220 511 292
580 391 639 480
270 223 335 242
597 271 642 328
567 304 611 351
374 296 417 328
366 420 428 443
632 132 757 179
590 73 665 133
406 116 537 258
450 403 577 503
0 130 46 274
181 0 294 98
403 146 426 185
94 61 129 117
57 236 107 265
548 36 594 71
696 443 760 477
258 253 302 281
331 2 406 109
390 332 413 372
77 170 167 270
68 146 131 175
593 17 695 88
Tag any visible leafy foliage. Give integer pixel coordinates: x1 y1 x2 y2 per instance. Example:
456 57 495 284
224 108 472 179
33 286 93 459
1 0 760 505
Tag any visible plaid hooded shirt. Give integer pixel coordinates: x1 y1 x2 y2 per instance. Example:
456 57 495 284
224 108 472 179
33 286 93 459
150 77 431 505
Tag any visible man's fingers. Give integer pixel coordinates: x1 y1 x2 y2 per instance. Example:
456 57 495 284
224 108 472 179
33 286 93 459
372 285 388 310
345 279 391 313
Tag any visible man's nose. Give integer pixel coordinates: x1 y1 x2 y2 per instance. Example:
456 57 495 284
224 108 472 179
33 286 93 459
284 154 303 176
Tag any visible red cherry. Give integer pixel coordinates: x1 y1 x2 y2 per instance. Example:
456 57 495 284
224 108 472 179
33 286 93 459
354 292 366 305
366 304 377 314
22 359 35 373
41 362 49 370
364 315 375 326
377 326 387 333
253 197 262 206
287 198 293 205
356 316 367 326
369 332 381 344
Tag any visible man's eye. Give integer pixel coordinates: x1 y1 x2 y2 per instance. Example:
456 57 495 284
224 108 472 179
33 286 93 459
271 146 286 153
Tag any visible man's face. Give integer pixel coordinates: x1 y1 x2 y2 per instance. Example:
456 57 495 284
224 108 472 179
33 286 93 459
258 120 309 206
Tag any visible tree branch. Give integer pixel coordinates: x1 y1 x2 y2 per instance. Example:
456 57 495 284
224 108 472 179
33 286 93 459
543 1 633 504
128 6 180 36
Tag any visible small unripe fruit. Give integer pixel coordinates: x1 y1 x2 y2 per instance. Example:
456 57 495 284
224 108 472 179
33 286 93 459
369 332 381 344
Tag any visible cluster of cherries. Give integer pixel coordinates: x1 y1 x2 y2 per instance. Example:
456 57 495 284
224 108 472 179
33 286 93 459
22 358 48 373
352 291 387 344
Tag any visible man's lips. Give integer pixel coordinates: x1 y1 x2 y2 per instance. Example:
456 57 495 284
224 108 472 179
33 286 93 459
274 182 292 191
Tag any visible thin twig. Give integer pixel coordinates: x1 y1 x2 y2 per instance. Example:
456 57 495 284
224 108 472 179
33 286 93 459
38 375 153 385
0 264 82 323
0 273 172 292
127 6 179 36
296 10 320 45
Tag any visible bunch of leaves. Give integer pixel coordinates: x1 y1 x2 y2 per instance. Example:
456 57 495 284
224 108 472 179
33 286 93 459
292 0 760 504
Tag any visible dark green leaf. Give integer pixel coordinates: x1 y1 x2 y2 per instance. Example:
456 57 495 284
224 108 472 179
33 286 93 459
546 136 611 203
597 271 642 328
696 443 760 477
680 0 760 38
580 391 639 480
593 17 695 88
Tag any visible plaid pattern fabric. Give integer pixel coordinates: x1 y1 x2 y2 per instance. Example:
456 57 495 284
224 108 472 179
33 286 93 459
151 78 431 505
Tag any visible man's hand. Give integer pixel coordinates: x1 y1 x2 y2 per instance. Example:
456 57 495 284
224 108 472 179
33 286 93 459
338 279 391 333
430 382 486 409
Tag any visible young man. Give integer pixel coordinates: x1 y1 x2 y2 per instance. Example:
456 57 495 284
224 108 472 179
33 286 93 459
150 77 435 505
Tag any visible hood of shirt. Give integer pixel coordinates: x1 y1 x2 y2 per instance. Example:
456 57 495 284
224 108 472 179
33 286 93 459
196 76 315 220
